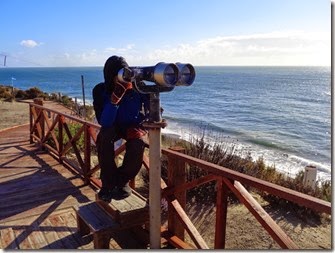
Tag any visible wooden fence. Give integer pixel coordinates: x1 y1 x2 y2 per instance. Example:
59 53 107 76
29 101 331 250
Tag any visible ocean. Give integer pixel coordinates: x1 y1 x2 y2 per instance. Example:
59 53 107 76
0 66 331 181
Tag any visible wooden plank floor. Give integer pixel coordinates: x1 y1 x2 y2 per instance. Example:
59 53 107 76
0 124 149 249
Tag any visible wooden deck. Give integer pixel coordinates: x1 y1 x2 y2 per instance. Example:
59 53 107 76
0 124 149 249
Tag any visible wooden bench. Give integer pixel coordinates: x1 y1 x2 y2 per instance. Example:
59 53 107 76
75 190 149 249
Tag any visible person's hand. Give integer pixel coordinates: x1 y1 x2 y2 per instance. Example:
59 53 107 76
111 79 132 104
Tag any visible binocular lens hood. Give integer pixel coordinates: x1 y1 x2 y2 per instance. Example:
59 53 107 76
117 61 195 93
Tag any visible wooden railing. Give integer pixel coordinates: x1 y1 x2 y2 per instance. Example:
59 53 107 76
29 101 331 250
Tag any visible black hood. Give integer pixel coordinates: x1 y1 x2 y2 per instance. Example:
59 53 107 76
103 55 129 92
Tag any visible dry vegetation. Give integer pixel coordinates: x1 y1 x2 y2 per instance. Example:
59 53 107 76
0 85 95 120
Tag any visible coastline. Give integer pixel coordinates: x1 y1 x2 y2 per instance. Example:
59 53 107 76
0 84 331 190
0 66 331 183
0 99 331 249
161 125 331 183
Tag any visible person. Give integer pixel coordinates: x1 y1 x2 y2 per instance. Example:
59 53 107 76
93 56 149 202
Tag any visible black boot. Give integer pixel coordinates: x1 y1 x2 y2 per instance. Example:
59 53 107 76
97 187 114 202
112 183 132 200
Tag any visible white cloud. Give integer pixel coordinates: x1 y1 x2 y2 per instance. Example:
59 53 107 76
105 44 135 53
63 53 70 59
35 30 330 66
49 50 102 66
20 39 42 48
140 30 330 66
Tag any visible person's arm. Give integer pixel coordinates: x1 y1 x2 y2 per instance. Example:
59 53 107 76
99 101 118 127
100 79 132 128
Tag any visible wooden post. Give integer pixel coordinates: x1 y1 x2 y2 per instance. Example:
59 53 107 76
84 124 91 184
33 98 44 144
214 177 229 249
167 146 186 240
58 115 64 162
148 127 161 249
29 104 33 143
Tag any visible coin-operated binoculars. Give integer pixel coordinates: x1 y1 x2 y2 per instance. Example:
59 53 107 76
118 62 195 249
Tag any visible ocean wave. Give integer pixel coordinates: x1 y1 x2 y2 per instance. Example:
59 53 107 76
71 97 93 106
164 115 243 137
246 138 288 151
288 155 331 174
162 119 331 182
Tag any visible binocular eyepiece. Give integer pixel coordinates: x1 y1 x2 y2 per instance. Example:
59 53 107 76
117 62 195 92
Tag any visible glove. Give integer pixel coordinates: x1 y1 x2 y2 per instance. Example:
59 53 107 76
111 79 132 104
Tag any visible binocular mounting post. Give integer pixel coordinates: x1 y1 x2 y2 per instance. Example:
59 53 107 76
143 92 166 249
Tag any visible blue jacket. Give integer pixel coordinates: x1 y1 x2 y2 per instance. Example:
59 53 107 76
98 89 149 130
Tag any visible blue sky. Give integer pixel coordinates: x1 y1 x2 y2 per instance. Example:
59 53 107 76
0 0 331 67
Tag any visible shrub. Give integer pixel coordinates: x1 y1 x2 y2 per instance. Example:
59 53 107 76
15 90 26 99
160 131 331 216
60 95 73 107
25 87 44 99
0 85 14 101
49 93 60 101
47 122 85 152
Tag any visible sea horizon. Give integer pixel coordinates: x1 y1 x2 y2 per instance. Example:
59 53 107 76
1 65 331 69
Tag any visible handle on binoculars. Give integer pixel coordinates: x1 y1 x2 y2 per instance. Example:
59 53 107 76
133 81 175 94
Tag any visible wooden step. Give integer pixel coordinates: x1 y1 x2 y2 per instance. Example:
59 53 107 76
96 190 149 227
74 202 121 249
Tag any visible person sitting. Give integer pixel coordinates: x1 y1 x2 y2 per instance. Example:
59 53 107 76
93 55 149 202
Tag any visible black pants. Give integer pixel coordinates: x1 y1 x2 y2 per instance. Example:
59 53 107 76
96 127 145 189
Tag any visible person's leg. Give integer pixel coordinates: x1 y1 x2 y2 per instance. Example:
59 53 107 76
113 138 145 199
96 127 118 201
119 138 146 183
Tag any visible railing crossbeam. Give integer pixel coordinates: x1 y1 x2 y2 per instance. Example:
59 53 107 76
222 178 298 249
143 155 209 249
41 112 59 150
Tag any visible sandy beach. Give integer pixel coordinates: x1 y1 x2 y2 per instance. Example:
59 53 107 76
0 100 331 250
